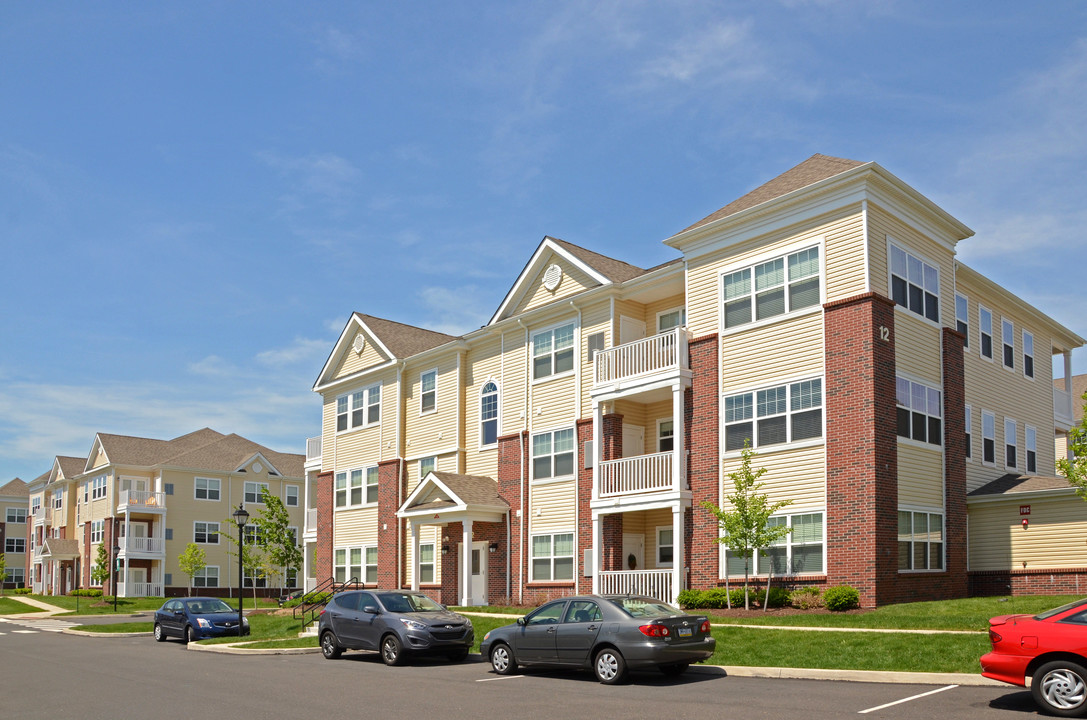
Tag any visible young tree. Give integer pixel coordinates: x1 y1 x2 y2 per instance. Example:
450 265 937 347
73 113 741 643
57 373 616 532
1058 390 1087 501
177 543 207 596
91 543 111 589
701 442 793 610
220 515 268 605
254 488 304 595
0 552 6 596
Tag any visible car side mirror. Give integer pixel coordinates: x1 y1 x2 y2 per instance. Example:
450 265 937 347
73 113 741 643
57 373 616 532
516 617 526 626
362 605 379 614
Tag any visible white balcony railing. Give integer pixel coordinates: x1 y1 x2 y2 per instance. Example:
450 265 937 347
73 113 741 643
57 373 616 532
598 569 673 603
117 489 166 511
306 508 317 532
121 536 165 554
594 328 688 386
598 452 674 497
32 507 45 522
1055 386 1074 428
307 436 322 462
117 582 163 598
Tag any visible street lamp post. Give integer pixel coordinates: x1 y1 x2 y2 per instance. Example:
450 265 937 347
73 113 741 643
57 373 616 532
112 544 121 613
232 505 249 636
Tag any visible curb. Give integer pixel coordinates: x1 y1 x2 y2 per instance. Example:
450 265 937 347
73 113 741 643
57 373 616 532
63 629 152 638
187 641 321 655
702 664 1004 687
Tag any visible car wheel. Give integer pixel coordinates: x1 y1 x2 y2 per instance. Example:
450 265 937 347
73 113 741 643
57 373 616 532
381 634 405 666
447 646 469 662
185 625 196 644
1032 660 1087 718
154 623 166 642
320 631 342 660
594 647 627 685
490 643 517 675
659 662 689 677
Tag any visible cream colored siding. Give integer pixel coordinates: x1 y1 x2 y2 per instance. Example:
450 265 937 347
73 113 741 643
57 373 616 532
405 354 460 458
580 301 611 412
531 375 578 434
894 314 942 384
500 328 528 437
822 212 867 302
323 371 397 471
721 312 823 392
334 506 380 547
332 332 389 381
644 294 687 333
529 479 577 534
404 523 442 586
969 496 1087 571
645 400 673 452
464 335 502 478
515 253 598 315
642 508 673 568
720 445 825 509
897 443 944 508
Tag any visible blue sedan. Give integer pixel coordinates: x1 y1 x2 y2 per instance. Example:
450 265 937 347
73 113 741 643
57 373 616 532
154 597 249 643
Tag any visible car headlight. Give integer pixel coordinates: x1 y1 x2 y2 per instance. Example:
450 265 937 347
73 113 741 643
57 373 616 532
401 618 427 631
483 631 490 642
465 618 473 628
242 617 249 626
197 618 211 629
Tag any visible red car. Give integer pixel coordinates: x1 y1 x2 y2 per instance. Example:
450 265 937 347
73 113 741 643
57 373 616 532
981 598 1087 717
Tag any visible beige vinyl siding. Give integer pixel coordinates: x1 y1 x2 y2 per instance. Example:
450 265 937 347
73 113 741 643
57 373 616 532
404 354 460 458
334 506 380 548
514 253 598 316
529 478 577 535
721 311 823 391
644 294 687 332
822 212 867 302
322 371 397 471
531 375 578 435
968 495 1087 571
642 507 674 569
897 443 945 508
332 331 389 381
580 301 611 412
405 451 459 496
613 400 648 437
404 523 442 586
500 328 528 438
720 445 825 509
464 334 502 478
645 399 674 452
613 299 646 337
894 314 943 384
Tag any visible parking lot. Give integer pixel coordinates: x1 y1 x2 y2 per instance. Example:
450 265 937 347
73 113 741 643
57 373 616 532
0 627 1041 719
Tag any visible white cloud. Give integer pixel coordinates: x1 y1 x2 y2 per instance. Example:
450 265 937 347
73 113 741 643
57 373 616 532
418 285 493 336
638 20 766 86
256 337 330 367
188 355 236 377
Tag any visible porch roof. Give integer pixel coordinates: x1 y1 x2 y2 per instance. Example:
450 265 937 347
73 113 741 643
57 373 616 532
41 538 80 559
397 471 509 523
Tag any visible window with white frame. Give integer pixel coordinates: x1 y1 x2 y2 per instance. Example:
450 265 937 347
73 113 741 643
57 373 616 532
1005 418 1018 469
193 566 219 588
724 378 823 451
725 512 824 575
965 405 973 460
195 477 220 501
83 481 88 504
657 307 686 333
364 546 378 584
358 467 379 504
5 537 26 553
480 381 499 447
244 481 268 504
896 377 942 446
418 543 435 584
979 306 993 359
91 475 107 499
284 484 299 507
890 243 939 322
657 419 674 452
194 521 219 544
5 568 25 585
1002 318 1015 369
955 293 969 348
420 369 437 414
419 457 436 479
723 246 820 329
1026 426 1037 473
336 384 381 431
243 525 264 547
532 323 575 380
1023 331 1035 379
532 429 575 481
531 532 574 581
982 411 996 464
656 526 673 567
898 511 944 571
52 490 62 509
334 548 347 583
6 507 26 523
243 567 267 588
91 520 104 543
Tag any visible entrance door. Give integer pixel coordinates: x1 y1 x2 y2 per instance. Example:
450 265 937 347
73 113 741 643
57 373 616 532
463 541 488 606
623 424 645 458
619 316 646 346
129 567 146 595
622 533 645 572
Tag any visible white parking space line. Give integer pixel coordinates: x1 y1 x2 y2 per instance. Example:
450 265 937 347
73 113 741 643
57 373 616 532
858 684 959 714
476 675 525 682
13 630 38 634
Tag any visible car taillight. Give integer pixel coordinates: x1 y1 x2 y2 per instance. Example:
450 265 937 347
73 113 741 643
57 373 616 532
639 624 670 637
989 629 1002 645
700 620 710 633
319 608 325 617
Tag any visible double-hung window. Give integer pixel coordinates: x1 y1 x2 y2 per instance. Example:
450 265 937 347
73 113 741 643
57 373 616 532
532 323 575 380
1002 318 1015 369
724 378 823 451
955 293 969 348
890 243 939 322
91 475 107 500
532 429 575 481
979 306 994 359
52 491 62 510
1023 331 1035 379
193 566 219 588
244 482 268 504
195 477 220 501
420 370 437 414
363 546 378 584
285 485 299 507
898 511 944 571
480 381 499 447
657 307 686 333
336 384 381 431
418 457 436 479
352 468 379 505
5 537 25 553
982 411 996 464
723 246 820 329
656 527 674 567
6 507 26 523
725 512 824 575
194 521 219 544
91 520 104 543
418 543 435 584
1005 418 1018 469
531 532 574 581
1026 426 1037 473
896 377 942 446
965 405 973 459
657 420 674 452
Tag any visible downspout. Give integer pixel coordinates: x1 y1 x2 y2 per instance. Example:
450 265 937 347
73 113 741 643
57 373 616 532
501 329 511 601
396 360 405 591
516 318 530 604
570 300 582 593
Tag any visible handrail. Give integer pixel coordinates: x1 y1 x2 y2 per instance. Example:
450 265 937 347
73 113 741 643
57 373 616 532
294 575 363 630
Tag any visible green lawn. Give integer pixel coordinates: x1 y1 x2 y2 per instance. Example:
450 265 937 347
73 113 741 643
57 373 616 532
23 594 281 616
0 597 46 614
74 621 153 633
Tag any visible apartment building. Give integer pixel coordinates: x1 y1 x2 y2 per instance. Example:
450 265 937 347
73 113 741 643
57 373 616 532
27 428 305 598
305 154 1084 607
1 478 29 589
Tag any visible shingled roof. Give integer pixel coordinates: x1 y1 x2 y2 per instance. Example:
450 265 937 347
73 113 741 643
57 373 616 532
356 314 457 358
0 478 28 496
678 154 866 235
91 429 302 478
548 237 649 283
968 473 1076 497
56 456 87 479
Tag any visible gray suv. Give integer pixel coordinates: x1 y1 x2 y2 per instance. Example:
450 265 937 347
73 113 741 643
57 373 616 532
318 590 474 665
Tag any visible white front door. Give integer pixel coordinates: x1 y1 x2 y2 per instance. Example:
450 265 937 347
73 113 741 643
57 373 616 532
622 533 645 572
619 316 647 346
623 424 645 458
129 567 146 594
463 541 488 606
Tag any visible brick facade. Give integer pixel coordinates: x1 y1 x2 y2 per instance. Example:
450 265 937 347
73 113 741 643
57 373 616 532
377 459 404 589
315 470 333 583
970 568 1087 596
687 334 720 591
497 431 528 603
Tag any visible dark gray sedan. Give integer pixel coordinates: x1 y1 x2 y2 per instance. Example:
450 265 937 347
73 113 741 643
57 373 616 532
318 590 473 665
480 595 715 684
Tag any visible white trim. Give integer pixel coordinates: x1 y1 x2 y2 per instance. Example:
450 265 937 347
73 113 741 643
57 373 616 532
655 306 686 334
1000 316 1015 371
886 236 942 328
194 476 221 501
1004 417 1018 471
419 368 438 416
284 484 299 507
1022 329 1035 380
193 520 220 545
965 404 973 463
981 409 997 466
954 292 970 351
529 319 577 384
489 238 611 325
479 378 500 450
1025 425 1038 475
529 426 577 484
655 525 674 568
717 238 825 337
978 304 994 361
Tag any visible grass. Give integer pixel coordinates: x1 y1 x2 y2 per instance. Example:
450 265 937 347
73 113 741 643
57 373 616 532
0 597 46 614
21 594 281 616
74 622 153 633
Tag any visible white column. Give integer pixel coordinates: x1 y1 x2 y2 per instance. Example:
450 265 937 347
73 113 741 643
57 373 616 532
671 505 684 606
591 513 602 595
672 381 685 491
410 522 421 592
461 520 473 606
592 400 603 501
123 514 131 597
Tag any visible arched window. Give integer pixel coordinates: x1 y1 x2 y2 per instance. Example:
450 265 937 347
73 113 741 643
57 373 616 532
480 381 499 447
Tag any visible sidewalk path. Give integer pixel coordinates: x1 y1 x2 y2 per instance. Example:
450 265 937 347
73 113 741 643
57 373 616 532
1 596 67 616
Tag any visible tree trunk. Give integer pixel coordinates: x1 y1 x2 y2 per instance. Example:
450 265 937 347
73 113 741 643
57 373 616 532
743 558 750 611
724 565 731 609
763 566 772 611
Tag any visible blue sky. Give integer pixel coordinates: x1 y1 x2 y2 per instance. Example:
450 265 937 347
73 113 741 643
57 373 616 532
2 1 1085 483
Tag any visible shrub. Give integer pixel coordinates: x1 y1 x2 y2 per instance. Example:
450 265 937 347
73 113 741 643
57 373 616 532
13 587 32 595
823 585 860 611
789 586 823 610
763 586 790 608
679 587 752 609
677 589 704 609
69 588 103 597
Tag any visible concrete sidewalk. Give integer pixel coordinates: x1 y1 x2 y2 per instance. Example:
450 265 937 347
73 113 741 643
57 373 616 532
1 595 67 616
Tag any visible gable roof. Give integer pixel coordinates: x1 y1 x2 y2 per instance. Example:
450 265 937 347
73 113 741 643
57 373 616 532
41 537 80 559
678 154 866 235
398 471 508 519
0 478 28 496
355 314 457 358
56 456 87 480
968 473 1076 498
549 238 648 283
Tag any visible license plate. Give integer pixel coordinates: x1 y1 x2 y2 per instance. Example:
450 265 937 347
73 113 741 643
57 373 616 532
678 627 693 637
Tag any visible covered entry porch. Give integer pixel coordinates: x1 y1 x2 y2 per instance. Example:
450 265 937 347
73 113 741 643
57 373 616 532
590 498 690 605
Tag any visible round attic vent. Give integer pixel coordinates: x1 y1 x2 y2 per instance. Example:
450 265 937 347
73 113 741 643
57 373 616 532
543 264 563 291
253 463 263 474
353 334 366 354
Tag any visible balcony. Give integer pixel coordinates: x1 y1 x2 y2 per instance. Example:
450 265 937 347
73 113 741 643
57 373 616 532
305 436 322 471
1055 385 1075 430
118 536 165 556
593 327 689 394
304 508 317 537
598 452 676 498
31 507 45 523
598 569 673 604
117 489 166 513
117 581 163 598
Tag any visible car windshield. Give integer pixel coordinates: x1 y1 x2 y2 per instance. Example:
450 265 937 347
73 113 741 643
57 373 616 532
1034 597 1087 621
607 597 683 618
186 599 235 614
377 593 444 613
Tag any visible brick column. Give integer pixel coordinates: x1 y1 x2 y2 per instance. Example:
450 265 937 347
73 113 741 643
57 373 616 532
377 458 404 588
598 413 624 572
439 521 462 605
940 327 969 598
83 522 91 586
315 470 334 583
687 334 720 590
824 292 898 608
497 431 528 603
